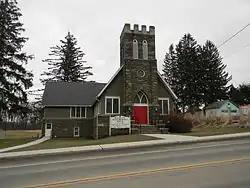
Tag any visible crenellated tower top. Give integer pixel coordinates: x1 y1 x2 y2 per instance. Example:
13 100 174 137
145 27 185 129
120 23 155 39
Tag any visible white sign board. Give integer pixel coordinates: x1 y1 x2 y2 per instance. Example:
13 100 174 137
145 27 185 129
109 116 131 136
110 116 131 128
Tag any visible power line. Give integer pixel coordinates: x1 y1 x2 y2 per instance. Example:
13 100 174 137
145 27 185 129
218 23 250 48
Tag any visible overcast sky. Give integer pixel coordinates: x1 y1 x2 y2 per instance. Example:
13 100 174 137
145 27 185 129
17 0 250 101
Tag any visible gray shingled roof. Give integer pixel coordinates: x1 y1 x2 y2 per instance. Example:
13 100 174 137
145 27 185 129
42 81 106 106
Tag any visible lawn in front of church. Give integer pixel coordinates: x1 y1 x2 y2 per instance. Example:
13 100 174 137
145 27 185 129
11 134 159 152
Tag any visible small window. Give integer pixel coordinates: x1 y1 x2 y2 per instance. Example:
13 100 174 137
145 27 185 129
73 126 80 137
141 95 147 104
76 107 80 117
70 107 86 118
134 91 148 104
106 98 113 114
113 98 119 113
81 107 86 117
71 107 76 117
158 98 169 115
134 95 140 103
105 97 120 114
133 39 138 59
142 40 148 60
46 123 52 129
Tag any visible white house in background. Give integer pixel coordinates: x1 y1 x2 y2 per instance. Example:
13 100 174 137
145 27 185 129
205 100 240 118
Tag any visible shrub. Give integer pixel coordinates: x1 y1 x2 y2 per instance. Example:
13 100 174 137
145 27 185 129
184 113 201 127
166 115 193 133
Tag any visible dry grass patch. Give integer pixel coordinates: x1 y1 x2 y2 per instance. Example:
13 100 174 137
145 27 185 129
4 130 41 139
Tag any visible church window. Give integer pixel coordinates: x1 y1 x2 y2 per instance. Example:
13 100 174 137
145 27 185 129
158 98 169 115
134 91 148 104
142 40 148 60
105 96 120 114
133 39 138 59
70 107 86 118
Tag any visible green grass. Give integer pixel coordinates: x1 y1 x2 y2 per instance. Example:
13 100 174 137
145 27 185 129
14 135 158 152
178 127 250 137
0 138 37 149
0 130 41 150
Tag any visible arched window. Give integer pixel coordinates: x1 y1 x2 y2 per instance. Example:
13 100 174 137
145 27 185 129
142 40 148 60
133 39 138 59
134 91 148 104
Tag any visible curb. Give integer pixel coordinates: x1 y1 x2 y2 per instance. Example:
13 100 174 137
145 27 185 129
0 133 250 160
100 134 250 152
0 145 103 161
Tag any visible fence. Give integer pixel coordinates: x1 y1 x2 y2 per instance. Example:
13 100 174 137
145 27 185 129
0 122 41 130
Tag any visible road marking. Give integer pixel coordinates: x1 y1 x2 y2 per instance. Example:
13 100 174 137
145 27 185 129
1 140 250 169
21 157 250 188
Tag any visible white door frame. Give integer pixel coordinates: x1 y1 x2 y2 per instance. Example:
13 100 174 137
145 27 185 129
45 123 52 138
73 126 80 137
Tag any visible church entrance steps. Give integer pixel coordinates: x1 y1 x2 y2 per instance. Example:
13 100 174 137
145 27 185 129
132 124 161 134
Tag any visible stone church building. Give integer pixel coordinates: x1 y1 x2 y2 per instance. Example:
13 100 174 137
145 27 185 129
42 23 177 138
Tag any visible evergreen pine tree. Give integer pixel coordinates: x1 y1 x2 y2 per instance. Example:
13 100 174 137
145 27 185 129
174 33 201 112
0 0 33 119
199 40 232 107
228 85 244 105
238 83 250 104
41 32 93 84
162 44 176 86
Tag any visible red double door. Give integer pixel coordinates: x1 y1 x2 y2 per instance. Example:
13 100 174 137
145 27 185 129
133 106 148 124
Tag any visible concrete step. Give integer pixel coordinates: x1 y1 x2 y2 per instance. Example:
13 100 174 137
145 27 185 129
132 125 161 134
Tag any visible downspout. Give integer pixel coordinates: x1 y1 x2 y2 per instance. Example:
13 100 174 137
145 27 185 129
95 98 100 139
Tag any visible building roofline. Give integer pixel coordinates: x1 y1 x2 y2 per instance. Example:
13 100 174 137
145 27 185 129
96 65 124 98
157 71 178 100
205 100 240 110
96 67 178 102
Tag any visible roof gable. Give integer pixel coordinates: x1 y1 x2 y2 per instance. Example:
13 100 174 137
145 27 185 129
96 66 178 100
205 100 239 110
42 81 106 106
157 72 178 100
97 65 124 98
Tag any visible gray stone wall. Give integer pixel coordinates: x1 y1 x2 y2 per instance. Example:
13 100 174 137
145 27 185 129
123 59 159 106
120 24 159 121
120 23 155 66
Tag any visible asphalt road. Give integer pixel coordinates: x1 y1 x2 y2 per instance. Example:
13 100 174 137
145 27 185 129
0 139 250 188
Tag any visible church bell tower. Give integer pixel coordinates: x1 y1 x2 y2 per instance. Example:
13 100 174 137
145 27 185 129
120 23 159 124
